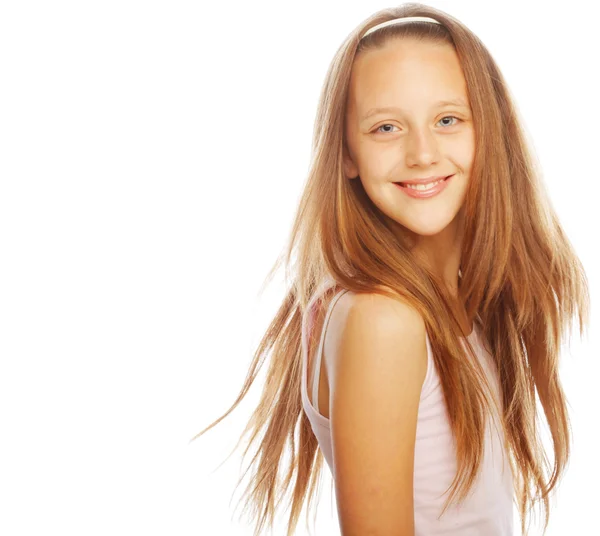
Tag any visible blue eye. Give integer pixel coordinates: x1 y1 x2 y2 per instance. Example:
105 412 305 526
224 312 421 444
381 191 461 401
374 115 462 134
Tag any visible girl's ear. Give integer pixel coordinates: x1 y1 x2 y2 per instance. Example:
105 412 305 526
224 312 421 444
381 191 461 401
342 142 359 180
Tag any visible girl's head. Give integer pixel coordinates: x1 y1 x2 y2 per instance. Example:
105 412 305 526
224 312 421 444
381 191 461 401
307 6 517 286
344 24 475 240
193 5 589 536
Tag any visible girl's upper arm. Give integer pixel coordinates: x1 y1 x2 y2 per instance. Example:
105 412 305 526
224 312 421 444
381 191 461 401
326 291 427 536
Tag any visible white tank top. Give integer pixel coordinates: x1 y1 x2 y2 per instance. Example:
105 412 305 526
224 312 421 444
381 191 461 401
300 281 515 535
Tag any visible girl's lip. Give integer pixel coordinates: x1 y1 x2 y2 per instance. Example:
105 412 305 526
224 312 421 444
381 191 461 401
398 175 450 185
394 174 454 199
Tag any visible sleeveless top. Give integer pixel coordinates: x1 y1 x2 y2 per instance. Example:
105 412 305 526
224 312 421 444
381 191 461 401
300 280 515 535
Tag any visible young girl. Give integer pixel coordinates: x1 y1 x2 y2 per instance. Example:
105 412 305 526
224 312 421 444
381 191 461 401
192 4 589 535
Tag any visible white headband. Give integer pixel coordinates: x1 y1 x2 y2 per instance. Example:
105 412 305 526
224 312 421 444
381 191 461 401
361 16 441 39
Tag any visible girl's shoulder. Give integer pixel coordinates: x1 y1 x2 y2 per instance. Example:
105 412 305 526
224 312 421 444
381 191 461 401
310 279 415 319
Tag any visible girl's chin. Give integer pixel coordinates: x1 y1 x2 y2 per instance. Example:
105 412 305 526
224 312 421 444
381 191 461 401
399 215 459 237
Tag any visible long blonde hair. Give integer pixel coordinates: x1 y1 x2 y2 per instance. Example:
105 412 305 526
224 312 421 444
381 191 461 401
191 4 590 535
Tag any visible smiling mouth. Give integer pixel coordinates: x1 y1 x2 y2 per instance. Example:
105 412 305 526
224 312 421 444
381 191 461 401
394 175 453 188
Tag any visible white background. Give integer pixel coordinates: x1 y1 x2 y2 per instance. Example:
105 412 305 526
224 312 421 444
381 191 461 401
0 1 597 535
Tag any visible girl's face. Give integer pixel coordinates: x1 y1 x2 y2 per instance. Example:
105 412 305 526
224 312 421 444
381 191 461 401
344 39 475 238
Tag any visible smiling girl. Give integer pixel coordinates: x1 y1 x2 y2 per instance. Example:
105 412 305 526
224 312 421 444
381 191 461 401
192 4 590 535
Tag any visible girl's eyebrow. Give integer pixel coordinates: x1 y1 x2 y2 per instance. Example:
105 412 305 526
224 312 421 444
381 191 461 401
360 98 469 123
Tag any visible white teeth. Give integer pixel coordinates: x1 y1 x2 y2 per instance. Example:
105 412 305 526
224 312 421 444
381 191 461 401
405 178 444 191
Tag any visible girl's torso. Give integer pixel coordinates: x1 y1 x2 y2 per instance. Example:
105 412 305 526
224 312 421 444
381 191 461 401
300 280 515 535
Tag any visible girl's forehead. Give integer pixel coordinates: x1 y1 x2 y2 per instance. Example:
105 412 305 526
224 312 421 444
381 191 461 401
352 40 462 83
347 43 469 110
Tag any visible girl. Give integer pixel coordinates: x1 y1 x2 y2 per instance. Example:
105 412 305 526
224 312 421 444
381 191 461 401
192 4 590 535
